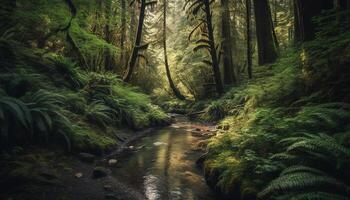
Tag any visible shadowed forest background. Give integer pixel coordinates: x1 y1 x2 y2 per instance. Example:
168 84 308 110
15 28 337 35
1 0 350 199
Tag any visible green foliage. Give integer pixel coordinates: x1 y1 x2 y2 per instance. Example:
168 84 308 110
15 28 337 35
82 72 169 129
302 10 350 100
48 55 85 89
0 39 168 152
203 43 350 198
276 192 350 200
69 20 120 71
84 100 115 128
201 49 302 122
259 133 350 200
0 90 73 151
201 101 226 121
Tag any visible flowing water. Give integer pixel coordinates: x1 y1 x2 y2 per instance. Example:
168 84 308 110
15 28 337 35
112 115 217 200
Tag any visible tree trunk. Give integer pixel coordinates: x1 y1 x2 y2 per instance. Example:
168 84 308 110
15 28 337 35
204 0 224 95
221 0 236 85
253 0 278 65
273 0 278 25
246 0 253 79
163 0 185 100
294 0 333 42
104 1 113 71
294 0 301 43
120 0 126 68
129 3 137 46
123 0 146 82
268 0 279 49
336 0 350 9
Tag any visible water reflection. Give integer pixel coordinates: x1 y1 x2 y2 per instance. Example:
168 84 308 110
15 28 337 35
144 174 160 200
112 120 216 200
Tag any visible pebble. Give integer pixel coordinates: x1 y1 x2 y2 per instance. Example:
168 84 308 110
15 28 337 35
108 159 118 167
75 172 83 178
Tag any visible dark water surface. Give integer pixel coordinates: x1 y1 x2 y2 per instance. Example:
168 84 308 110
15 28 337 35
112 116 216 200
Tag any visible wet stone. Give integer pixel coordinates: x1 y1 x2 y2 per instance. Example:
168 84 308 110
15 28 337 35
104 184 113 191
92 167 110 179
108 159 118 167
75 172 83 178
78 153 96 163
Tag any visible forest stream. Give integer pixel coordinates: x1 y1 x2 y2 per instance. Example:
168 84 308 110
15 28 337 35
112 114 216 200
2 1 350 200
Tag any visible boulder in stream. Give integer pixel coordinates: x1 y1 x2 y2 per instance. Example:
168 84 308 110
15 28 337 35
92 167 110 179
78 153 96 163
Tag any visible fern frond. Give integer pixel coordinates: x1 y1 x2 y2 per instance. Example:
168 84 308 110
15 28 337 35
280 165 328 176
259 172 349 199
276 192 350 200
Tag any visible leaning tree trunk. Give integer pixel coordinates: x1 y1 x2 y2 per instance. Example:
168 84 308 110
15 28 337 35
163 0 185 100
253 0 278 65
246 0 253 79
204 0 224 95
221 0 236 85
268 0 279 49
123 0 146 82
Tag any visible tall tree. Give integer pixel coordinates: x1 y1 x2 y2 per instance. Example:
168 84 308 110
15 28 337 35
162 0 185 100
293 0 301 43
104 1 113 71
294 0 333 42
221 0 236 85
119 0 126 68
246 0 253 79
253 0 278 65
269 0 279 49
186 0 224 95
123 0 156 82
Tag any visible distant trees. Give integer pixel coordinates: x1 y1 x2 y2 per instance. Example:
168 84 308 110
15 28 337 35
253 0 278 65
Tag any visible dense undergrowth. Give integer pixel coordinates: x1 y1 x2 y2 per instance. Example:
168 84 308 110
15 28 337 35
0 39 169 153
200 11 350 200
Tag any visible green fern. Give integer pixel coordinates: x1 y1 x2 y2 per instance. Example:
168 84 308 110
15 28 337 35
291 103 350 130
275 192 350 200
261 133 350 200
286 133 350 159
0 96 31 142
0 90 73 151
85 100 116 128
280 165 327 176
49 55 85 89
258 171 349 199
